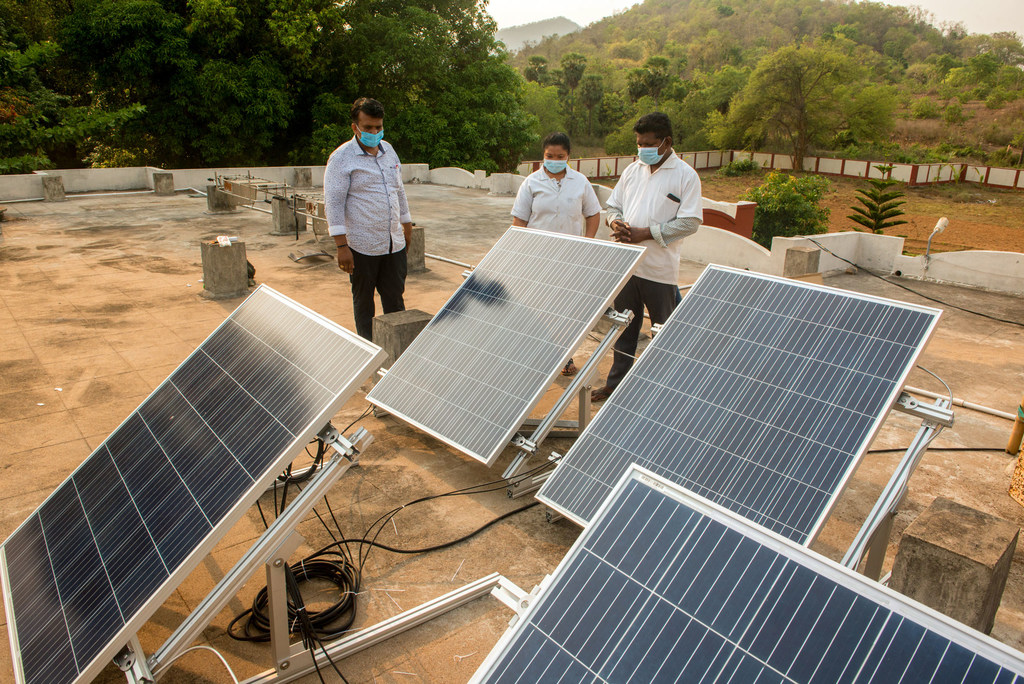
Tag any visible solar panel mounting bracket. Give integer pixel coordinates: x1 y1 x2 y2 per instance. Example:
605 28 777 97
892 391 955 427
503 307 634 499
114 635 153 684
319 423 373 461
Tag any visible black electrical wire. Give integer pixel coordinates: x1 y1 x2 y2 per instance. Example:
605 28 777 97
806 238 1024 328
229 456 553 647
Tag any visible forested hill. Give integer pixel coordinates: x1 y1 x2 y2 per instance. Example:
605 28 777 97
512 0 1024 167
519 0 950 69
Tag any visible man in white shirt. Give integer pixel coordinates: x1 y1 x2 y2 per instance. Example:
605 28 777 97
591 112 703 402
324 97 413 340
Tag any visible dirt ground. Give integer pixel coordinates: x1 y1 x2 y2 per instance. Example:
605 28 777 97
699 170 1024 255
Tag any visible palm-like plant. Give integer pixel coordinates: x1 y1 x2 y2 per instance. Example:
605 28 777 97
848 164 908 233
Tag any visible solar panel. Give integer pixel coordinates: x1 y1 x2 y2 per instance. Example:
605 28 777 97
367 227 644 466
474 466 1024 683
0 286 385 684
538 265 940 540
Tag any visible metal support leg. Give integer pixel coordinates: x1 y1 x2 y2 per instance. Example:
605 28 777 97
842 397 952 578
503 309 632 498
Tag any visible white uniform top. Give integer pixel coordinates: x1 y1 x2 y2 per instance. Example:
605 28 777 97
608 153 702 284
510 167 602 236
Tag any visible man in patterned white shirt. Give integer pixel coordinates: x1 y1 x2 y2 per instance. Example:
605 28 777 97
325 97 413 340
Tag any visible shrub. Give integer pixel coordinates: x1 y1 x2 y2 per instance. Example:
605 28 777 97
985 88 1013 110
943 101 967 124
911 98 940 119
718 158 761 176
741 172 831 248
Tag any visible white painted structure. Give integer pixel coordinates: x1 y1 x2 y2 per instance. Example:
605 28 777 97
1 163 1020 296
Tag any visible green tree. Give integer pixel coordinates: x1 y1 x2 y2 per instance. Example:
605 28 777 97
559 52 587 134
578 74 604 136
524 55 548 83
0 39 142 172
847 165 908 233
714 42 886 171
521 81 563 158
741 171 831 248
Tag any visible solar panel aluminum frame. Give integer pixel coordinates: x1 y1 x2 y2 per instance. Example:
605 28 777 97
0 285 386 684
368 228 645 467
472 465 1024 682
539 264 942 545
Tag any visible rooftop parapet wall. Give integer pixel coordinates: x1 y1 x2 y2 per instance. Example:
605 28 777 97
679 229 1024 297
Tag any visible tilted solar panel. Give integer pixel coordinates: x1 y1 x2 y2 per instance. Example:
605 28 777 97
0 286 386 684
367 228 644 466
474 467 1024 683
539 265 940 541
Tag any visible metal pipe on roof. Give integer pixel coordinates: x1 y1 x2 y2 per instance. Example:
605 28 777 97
66 190 156 198
425 253 474 269
903 385 1015 421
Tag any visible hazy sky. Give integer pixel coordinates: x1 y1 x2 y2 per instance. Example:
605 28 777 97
486 0 1024 37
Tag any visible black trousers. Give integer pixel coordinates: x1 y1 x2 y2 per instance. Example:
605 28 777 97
605 275 678 390
350 247 407 340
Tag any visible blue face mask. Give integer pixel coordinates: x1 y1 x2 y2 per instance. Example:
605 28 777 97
543 159 568 174
357 127 384 147
637 141 665 165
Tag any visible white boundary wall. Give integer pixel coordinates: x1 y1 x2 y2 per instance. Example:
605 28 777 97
678 228 1024 296
2 162 1020 296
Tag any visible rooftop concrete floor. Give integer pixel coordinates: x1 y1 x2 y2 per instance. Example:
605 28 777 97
1 184 1024 683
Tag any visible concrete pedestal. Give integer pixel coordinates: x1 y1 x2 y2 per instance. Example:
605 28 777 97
372 309 432 367
271 196 306 235
783 246 820 277
200 241 249 299
890 497 1019 634
293 167 312 188
408 225 426 273
206 184 237 213
152 172 175 196
41 176 65 202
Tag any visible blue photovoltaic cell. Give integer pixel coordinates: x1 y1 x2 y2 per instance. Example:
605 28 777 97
475 469 1024 683
538 265 940 540
367 228 644 466
0 287 385 684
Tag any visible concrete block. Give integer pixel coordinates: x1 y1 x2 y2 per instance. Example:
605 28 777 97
890 497 1019 634
152 172 175 196
293 167 312 188
206 184 237 213
783 246 821 277
474 169 488 189
488 173 525 196
41 175 65 202
372 309 433 367
200 241 250 299
271 196 305 235
407 225 426 273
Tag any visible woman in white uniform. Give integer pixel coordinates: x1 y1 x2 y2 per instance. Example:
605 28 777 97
511 132 602 376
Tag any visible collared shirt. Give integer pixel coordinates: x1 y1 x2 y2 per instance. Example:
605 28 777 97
607 152 702 284
324 138 412 255
510 167 602 236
